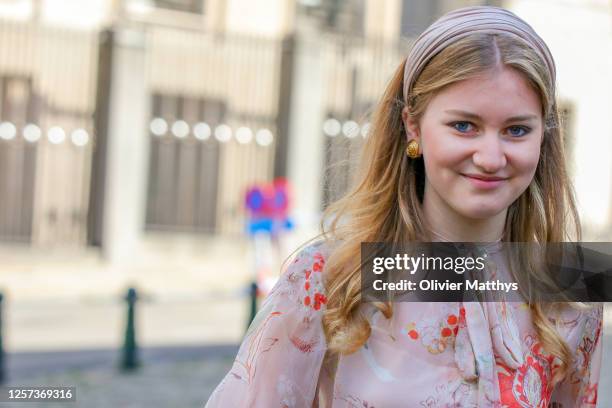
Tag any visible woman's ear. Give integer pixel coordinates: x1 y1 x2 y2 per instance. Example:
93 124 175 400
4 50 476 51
401 106 420 143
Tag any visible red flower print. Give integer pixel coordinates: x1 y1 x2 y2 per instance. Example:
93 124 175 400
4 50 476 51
290 334 318 353
313 293 327 310
404 307 460 354
301 250 327 312
497 341 554 408
582 382 598 405
311 252 325 272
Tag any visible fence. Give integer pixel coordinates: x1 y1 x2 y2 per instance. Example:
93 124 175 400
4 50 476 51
0 19 98 245
143 28 283 235
0 16 415 245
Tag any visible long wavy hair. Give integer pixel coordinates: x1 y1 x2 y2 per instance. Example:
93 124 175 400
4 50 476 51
291 32 582 386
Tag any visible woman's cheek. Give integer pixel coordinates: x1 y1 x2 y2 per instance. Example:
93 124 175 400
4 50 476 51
424 157 462 196
507 145 541 181
506 151 541 200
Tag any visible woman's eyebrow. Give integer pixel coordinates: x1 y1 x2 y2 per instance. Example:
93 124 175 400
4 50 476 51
444 109 538 123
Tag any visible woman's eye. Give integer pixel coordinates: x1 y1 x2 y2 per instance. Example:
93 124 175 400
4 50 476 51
450 121 474 133
507 126 531 137
449 122 532 138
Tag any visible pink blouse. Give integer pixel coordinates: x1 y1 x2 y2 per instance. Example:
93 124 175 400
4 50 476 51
205 241 603 407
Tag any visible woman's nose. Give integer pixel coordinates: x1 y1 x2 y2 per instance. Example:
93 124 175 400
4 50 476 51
472 134 507 173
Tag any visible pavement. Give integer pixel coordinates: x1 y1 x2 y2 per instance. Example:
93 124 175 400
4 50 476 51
0 294 245 407
0 233 261 304
0 289 246 408
1 345 238 408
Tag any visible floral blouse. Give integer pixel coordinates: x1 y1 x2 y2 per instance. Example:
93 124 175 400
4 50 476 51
205 240 603 407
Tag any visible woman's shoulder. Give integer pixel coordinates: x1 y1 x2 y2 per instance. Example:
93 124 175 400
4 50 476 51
286 238 332 274
273 238 333 312
292 237 335 260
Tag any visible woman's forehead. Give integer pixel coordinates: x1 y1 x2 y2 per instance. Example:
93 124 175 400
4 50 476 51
423 68 543 121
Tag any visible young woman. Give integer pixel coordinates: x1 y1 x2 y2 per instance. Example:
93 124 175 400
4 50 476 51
205 5 603 407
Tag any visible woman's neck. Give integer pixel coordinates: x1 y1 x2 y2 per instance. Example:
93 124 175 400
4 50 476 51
423 193 507 242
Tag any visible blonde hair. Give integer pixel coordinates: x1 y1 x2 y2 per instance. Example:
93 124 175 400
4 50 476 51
296 32 581 386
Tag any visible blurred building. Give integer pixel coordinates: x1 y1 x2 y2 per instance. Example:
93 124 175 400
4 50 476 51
0 0 609 262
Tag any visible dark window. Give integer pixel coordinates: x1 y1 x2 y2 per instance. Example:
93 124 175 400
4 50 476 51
0 76 38 242
145 93 223 233
154 0 204 14
299 0 365 36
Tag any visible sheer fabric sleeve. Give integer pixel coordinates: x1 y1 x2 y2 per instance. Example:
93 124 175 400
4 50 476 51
205 243 329 408
549 302 603 407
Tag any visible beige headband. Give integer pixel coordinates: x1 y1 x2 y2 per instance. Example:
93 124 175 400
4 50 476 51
403 5 556 104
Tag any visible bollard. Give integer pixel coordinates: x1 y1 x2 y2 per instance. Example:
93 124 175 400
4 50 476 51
0 292 4 383
247 281 258 330
120 287 139 371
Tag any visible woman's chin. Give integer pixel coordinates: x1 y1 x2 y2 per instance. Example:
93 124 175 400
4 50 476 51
454 204 507 221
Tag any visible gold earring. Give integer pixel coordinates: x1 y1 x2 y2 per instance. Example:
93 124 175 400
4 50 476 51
406 139 420 158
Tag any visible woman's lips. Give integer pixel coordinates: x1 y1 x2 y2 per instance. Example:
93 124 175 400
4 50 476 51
461 173 508 189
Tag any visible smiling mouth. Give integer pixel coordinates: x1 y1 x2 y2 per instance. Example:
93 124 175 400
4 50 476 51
461 173 509 188
461 174 509 181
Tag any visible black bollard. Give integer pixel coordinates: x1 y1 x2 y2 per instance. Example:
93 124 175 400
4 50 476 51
0 292 4 383
247 281 258 330
120 287 139 371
